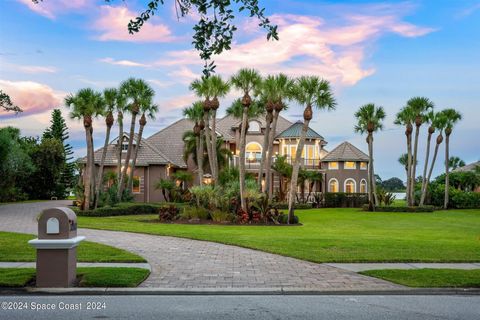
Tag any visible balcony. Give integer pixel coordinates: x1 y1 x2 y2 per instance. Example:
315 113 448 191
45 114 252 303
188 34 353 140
231 155 321 170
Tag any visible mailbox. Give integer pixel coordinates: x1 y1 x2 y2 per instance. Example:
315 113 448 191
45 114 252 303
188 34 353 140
28 207 85 287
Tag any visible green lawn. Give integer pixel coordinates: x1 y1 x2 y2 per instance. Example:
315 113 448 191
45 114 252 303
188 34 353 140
78 208 480 263
0 267 149 287
361 269 480 288
0 232 146 262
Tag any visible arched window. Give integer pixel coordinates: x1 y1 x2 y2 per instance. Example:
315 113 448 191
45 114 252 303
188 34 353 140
360 179 367 193
248 121 261 132
246 142 262 163
344 179 356 193
328 178 339 193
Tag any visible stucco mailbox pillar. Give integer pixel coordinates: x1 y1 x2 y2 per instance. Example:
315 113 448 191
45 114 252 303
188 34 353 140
28 207 85 287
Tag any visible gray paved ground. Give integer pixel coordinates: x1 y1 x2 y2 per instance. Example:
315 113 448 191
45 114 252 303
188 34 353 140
1 295 479 320
0 201 400 290
0 262 151 270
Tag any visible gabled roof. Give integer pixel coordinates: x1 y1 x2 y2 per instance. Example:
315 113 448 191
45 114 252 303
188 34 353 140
453 161 480 173
276 121 325 140
82 133 171 166
216 114 293 141
322 141 369 162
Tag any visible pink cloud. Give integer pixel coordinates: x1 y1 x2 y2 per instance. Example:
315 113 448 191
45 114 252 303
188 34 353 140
17 65 57 74
99 57 150 67
167 66 199 84
17 0 91 19
94 6 175 43
0 80 64 117
160 93 197 112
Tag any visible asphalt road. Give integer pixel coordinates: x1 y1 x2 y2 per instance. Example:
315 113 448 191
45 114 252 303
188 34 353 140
1 295 479 320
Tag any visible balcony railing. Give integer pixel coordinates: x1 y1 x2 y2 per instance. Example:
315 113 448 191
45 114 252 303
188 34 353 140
231 156 321 170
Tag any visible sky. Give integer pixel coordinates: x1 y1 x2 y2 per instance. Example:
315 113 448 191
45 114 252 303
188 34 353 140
0 0 479 180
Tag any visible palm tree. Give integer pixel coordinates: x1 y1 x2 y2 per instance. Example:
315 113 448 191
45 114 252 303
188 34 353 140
94 88 116 209
116 91 127 185
207 75 230 183
420 111 448 206
183 102 205 185
420 110 436 203
448 156 466 171
398 153 409 175
117 78 155 199
394 106 415 205
65 88 104 210
265 74 294 200
354 103 386 211
406 97 434 206
173 170 194 192
443 108 462 209
271 155 292 202
128 97 158 190
287 76 336 223
230 68 262 212
190 78 216 183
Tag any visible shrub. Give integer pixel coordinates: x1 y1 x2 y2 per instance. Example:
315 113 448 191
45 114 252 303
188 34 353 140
324 193 368 208
180 206 210 220
75 203 162 217
210 210 234 223
278 214 300 224
362 205 435 212
271 202 313 210
429 184 480 208
158 205 180 222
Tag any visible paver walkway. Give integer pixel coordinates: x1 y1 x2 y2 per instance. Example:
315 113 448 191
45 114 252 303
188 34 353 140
0 201 404 290
0 262 151 270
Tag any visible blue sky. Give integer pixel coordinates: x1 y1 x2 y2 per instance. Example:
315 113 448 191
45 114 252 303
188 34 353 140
0 0 479 180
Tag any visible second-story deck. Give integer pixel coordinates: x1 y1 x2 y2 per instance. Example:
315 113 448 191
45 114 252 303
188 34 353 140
231 155 323 170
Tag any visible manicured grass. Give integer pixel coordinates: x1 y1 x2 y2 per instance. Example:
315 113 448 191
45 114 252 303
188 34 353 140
361 269 480 288
78 208 480 263
0 267 149 287
0 232 146 262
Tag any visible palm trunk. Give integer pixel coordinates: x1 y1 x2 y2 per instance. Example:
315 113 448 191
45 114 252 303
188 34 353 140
369 134 379 207
423 134 443 204
410 124 421 205
94 124 112 209
128 122 145 191
265 110 280 200
196 134 203 185
239 106 249 212
116 111 123 185
117 109 138 199
258 112 272 190
84 124 93 210
203 112 214 179
419 130 433 206
406 132 413 205
367 133 374 211
287 118 310 223
210 110 218 183
444 133 450 209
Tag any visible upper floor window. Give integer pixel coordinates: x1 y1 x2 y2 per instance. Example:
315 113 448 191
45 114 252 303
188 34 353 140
246 142 262 162
122 143 129 152
344 161 356 169
360 162 368 170
248 121 261 132
328 162 338 170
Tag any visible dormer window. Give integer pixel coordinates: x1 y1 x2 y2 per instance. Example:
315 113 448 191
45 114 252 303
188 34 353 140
122 143 129 152
248 121 260 132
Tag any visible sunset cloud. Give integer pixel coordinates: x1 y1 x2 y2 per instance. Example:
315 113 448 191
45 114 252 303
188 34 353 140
0 80 64 117
100 57 150 67
17 65 57 74
17 0 91 19
94 5 176 43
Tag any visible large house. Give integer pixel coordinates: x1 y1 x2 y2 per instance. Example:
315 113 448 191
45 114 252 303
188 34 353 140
87 115 369 202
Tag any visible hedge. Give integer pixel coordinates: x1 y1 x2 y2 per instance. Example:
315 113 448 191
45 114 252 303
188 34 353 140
74 203 165 217
362 205 435 212
271 202 313 210
324 193 368 208
429 184 480 209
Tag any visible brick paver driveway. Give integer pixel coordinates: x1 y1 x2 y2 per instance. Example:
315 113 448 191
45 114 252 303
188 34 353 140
0 201 402 290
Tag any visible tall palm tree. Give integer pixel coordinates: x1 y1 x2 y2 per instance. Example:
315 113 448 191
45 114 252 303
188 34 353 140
230 68 262 212
257 76 274 189
287 76 336 223
406 97 434 205
116 91 127 185
420 110 436 203
265 74 293 200
190 78 216 182
128 97 158 190
354 104 386 211
117 78 155 199
94 88 116 209
65 88 104 210
420 111 448 206
394 106 415 205
442 108 462 209
183 102 205 185
207 75 230 183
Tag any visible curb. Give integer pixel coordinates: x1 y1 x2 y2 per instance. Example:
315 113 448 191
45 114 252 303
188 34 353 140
1 287 480 296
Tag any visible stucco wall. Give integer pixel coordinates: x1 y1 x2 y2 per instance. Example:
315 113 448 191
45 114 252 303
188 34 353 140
323 161 368 193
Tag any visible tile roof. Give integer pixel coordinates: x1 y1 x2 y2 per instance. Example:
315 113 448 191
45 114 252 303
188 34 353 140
452 161 480 173
276 121 325 140
216 114 293 141
322 141 369 162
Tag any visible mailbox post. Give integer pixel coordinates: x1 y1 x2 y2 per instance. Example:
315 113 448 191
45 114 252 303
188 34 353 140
28 207 85 287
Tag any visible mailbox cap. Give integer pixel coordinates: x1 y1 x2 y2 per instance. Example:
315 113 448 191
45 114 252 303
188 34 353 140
38 207 78 240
